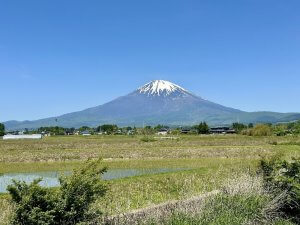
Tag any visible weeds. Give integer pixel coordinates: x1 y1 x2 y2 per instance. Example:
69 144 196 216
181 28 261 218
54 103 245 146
140 136 156 142
260 157 300 223
143 174 292 225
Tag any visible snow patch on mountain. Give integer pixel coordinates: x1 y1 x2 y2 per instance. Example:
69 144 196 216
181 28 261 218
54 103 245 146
138 80 189 96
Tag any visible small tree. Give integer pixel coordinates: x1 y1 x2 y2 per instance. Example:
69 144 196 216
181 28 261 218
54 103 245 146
0 123 5 136
232 123 247 133
8 159 107 225
196 122 209 134
96 124 118 134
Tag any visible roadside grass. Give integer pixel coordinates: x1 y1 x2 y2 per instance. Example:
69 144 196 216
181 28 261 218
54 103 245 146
155 195 295 225
145 174 296 225
160 195 268 225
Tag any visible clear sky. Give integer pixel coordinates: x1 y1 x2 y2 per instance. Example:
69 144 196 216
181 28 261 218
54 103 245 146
1 0 300 122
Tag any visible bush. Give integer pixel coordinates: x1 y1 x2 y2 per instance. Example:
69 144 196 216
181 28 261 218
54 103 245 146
260 157 300 223
242 124 273 136
7 159 108 225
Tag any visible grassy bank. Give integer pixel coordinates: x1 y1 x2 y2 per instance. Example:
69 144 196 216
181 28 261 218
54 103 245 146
143 174 295 225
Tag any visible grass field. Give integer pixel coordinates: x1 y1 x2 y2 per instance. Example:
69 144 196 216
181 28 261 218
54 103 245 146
1 134 300 224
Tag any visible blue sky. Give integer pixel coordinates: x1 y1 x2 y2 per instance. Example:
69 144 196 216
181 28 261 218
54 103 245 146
1 0 300 121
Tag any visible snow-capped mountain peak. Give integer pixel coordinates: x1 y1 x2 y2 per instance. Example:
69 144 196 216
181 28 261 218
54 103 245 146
138 80 189 97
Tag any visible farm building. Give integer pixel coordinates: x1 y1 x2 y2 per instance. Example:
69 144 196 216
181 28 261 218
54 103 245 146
210 127 236 134
181 128 191 134
81 130 91 136
3 134 43 140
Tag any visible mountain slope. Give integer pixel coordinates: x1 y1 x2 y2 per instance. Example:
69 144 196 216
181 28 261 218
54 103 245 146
4 80 300 130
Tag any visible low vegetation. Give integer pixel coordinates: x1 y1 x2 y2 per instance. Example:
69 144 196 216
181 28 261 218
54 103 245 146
0 133 300 224
140 136 156 142
241 124 273 136
144 169 299 225
102 173 296 225
7 159 107 225
260 157 300 223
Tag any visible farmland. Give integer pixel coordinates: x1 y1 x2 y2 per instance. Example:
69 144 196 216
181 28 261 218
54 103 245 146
1 134 300 224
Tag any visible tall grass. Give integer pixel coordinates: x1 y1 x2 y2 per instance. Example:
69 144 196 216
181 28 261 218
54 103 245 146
142 174 293 225
0 196 14 225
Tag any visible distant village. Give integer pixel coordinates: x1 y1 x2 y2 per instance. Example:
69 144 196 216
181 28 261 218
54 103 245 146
2 120 300 140
1 123 239 140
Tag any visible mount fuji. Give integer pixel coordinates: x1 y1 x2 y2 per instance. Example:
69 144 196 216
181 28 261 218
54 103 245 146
4 80 300 130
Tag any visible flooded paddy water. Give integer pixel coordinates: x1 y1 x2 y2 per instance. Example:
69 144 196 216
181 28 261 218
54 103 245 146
0 168 184 193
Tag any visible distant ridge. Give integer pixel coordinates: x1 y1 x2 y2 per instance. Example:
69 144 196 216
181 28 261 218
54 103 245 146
4 80 300 130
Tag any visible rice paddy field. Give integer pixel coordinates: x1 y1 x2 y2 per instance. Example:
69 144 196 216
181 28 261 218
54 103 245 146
1 134 300 224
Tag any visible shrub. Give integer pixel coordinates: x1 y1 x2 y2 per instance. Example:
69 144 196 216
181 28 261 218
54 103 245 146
242 124 273 136
7 159 108 225
260 157 300 223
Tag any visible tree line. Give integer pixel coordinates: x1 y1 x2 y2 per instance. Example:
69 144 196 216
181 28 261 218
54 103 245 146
1 120 300 137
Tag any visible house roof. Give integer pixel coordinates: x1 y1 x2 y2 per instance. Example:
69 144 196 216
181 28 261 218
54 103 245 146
81 130 90 134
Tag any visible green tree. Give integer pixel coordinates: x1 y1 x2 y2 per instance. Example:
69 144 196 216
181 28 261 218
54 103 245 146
78 126 91 132
7 159 108 225
232 123 247 133
96 124 118 134
140 126 155 135
273 124 288 136
0 123 5 136
196 122 209 134
248 123 254 128
38 126 66 135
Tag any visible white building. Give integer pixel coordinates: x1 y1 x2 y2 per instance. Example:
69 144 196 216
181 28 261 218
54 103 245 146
3 134 42 140
81 130 91 136
157 128 169 136
157 131 168 135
